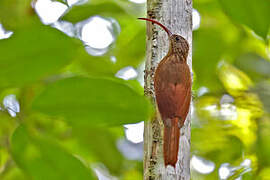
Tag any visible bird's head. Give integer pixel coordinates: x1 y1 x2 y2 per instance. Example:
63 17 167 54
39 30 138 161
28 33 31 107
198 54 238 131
138 18 189 58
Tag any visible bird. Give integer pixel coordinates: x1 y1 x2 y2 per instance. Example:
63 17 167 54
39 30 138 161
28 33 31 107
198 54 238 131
139 18 191 167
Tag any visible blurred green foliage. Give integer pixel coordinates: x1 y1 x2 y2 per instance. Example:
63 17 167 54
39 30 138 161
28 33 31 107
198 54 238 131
0 22 80 87
192 0 270 179
0 0 149 179
11 125 95 180
0 0 269 179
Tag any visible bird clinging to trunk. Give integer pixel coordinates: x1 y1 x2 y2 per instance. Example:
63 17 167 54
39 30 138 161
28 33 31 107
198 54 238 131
139 18 191 168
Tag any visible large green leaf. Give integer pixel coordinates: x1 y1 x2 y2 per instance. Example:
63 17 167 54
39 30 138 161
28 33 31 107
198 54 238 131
0 22 80 88
75 50 117 77
0 167 28 180
32 77 153 127
11 125 96 180
73 127 125 175
219 0 270 39
0 0 33 29
18 114 126 175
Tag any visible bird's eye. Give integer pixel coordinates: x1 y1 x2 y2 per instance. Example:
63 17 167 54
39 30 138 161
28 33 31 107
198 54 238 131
175 36 180 41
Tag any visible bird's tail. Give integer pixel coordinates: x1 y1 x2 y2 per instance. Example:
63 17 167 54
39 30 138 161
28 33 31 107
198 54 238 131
163 117 180 168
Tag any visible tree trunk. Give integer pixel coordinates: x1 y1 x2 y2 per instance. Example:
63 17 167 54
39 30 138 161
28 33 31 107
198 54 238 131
143 0 192 179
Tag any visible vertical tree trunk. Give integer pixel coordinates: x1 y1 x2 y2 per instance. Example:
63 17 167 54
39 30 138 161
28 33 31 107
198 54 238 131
143 0 192 179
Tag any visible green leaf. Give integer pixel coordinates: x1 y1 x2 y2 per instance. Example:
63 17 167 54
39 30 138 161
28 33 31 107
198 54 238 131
219 0 270 39
75 50 117 77
32 77 153 127
193 29 225 91
0 167 28 180
0 23 80 88
0 110 16 137
73 127 125 175
114 24 146 69
63 1 146 70
62 2 127 23
62 0 144 23
192 126 244 164
0 0 33 29
11 125 96 180
257 116 270 166
258 168 270 180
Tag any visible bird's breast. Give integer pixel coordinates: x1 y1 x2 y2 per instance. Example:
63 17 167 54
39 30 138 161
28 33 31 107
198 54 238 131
154 55 190 86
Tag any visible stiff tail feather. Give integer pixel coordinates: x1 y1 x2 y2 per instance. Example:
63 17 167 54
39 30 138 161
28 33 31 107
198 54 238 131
163 117 180 167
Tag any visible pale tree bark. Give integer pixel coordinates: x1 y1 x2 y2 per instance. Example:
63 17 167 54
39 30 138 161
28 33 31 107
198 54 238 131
143 0 192 179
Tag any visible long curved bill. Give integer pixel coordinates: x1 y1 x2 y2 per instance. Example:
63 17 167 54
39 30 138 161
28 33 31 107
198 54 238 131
138 18 172 37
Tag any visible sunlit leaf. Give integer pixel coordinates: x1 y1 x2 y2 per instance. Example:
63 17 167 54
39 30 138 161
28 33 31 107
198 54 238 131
0 0 33 29
219 0 270 39
122 169 143 180
11 125 96 180
192 125 244 164
218 62 253 96
257 116 270 167
0 167 28 180
0 147 9 173
32 77 153 127
230 106 257 146
195 95 220 119
235 93 263 120
258 167 270 179
0 22 80 88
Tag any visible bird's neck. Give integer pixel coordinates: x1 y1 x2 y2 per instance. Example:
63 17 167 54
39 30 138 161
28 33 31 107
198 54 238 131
168 43 188 63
